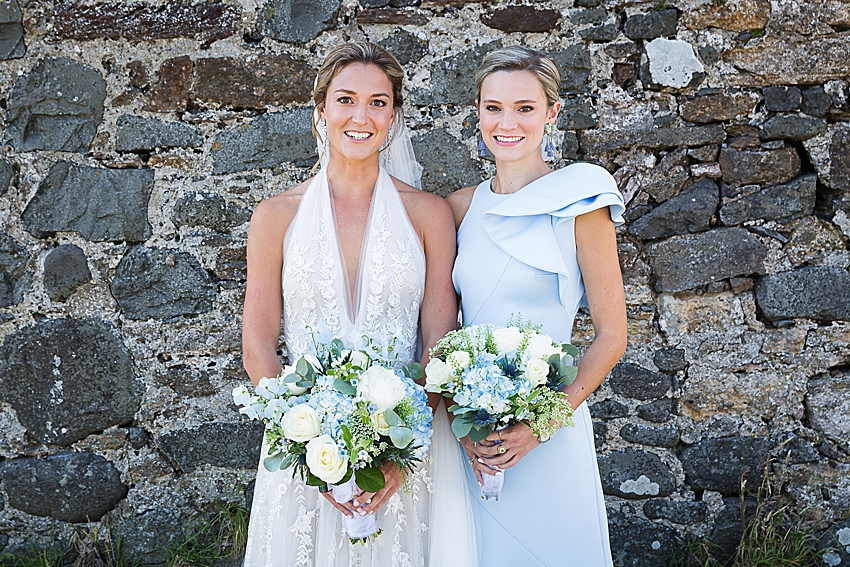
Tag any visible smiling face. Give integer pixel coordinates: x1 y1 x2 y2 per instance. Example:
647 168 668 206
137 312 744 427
320 63 396 165
477 70 560 165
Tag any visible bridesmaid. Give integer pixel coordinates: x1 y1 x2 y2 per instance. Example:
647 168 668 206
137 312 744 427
447 46 627 566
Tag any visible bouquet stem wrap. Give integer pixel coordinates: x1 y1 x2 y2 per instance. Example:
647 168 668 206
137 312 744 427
480 425 507 501
332 476 379 540
480 468 505 501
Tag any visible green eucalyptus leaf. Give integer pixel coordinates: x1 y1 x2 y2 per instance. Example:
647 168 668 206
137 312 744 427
355 467 386 493
331 338 345 352
296 357 309 376
333 379 357 396
263 452 286 472
407 362 424 381
282 373 299 383
451 417 473 439
560 365 578 386
383 408 403 426
450 406 476 415
563 344 579 357
389 425 414 448
295 380 313 388
548 353 561 367
468 425 492 443
281 453 297 470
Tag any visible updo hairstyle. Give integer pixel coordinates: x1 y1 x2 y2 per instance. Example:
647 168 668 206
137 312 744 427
474 45 561 107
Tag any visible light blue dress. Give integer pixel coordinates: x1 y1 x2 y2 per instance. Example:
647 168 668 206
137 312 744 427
452 163 625 567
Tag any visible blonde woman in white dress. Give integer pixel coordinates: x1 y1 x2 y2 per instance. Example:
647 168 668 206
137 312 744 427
240 42 477 567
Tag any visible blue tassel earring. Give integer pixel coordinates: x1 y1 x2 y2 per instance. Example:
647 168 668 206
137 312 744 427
477 122 487 157
544 123 556 160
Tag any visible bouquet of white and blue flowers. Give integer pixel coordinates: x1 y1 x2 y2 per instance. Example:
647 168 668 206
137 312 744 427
233 330 433 542
424 318 576 499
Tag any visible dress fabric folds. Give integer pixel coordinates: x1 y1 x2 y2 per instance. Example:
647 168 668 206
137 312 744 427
242 166 477 567
452 163 624 567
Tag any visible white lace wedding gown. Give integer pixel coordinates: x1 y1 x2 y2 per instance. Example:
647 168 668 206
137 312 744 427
242 166 477 567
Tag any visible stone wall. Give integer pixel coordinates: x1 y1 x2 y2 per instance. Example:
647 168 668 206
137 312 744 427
0 0 849 564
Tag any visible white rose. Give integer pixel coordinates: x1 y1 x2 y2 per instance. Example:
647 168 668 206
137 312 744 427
525 357 550 388
348 350 369 369
280 365 309 395
493 327 522 354
281 404 321 442
524 334 561 363
306 435 349 484
448 350 471 370
371 411 391 435
424 358 452 393
356 365 407 411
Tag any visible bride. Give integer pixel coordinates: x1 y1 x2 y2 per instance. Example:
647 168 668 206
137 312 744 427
240 42 477 566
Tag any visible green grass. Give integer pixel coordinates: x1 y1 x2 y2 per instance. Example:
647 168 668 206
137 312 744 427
0 500 249 567
671 458 829 567
165 501 250 567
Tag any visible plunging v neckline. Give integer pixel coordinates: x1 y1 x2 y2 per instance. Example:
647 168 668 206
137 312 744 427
327 175 379 326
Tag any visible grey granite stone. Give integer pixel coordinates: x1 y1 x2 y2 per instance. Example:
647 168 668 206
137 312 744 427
0 318 142 445
156 422 264 472
646 228 767 292
678 436 771 495
211 108 316 174
0 0 25 60
43 244 91 302
598 448 676 499
719 174 816 225
257 0 340 43
609 363 672 400
0 451 127 522
4 57 105 152
115 114 203 151
412 128 483 197
111 246 217 320
628 179 719 240
21 161 154 242
755 267 850 321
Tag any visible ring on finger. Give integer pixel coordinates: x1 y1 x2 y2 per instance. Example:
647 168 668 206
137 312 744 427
469 456 475 465
497 444 507 455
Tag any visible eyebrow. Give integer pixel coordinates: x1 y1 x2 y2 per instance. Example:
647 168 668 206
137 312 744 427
334 89 391 98
481 99 539 104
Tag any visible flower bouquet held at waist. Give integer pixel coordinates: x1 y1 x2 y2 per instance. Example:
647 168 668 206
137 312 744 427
232 329 433 542
424 318 576 500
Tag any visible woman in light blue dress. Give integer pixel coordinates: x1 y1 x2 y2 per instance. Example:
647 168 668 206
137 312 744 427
447 46 627 566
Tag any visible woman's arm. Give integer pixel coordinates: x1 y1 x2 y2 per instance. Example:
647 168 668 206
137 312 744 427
565 206 628 407
242 197 291 385
476 206 626 473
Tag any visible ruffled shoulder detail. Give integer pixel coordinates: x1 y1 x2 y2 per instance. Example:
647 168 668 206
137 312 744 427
482 163 625 305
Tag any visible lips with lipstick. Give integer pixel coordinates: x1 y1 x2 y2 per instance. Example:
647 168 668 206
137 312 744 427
493 135 524 144
345 131 373 140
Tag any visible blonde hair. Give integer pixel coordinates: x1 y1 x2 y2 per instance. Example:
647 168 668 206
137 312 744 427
311 42 405 143
474 46 561 107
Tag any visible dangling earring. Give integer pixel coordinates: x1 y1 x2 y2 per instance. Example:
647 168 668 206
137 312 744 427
319 119 329 158
544 123 556 160
477 122 487 157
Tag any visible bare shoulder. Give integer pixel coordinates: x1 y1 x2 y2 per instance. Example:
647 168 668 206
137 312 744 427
391 177 455 237
446 185 476 230
249 177 312 239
